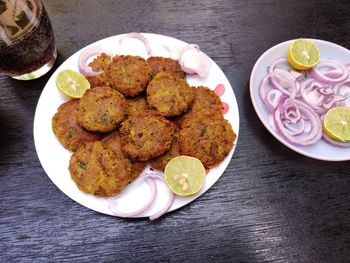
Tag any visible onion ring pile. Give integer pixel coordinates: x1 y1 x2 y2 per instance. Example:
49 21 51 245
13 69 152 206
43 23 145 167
260 58 350 147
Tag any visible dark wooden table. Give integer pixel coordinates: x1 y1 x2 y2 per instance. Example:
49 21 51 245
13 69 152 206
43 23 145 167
1 0 350 262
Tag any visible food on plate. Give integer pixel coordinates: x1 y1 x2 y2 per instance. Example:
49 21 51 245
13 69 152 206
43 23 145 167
56 69 90 99
77 86 127 132
52 99 103 151
323 107 350 142
175 86 223 126
149 127 181 171
147 56 185 79
50 33 238 220
126 95 151 116
69 141 131 197
89 52 112 72
147 72 194 117
287 39 320 70
179 113 237 168
103 132 146 181
104 55 153 97
119 110 176 161
259 55 349 147
164 156 206 196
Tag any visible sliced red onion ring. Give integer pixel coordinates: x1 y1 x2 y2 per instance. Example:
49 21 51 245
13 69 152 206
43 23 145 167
78 46 105 77
178 44 211 76
118 32 152 56
108 177 157 218
334 79 350 107
323 132 350 147
274 99 322 146
259 70 299 100
308 59 349 84
143 173 175 220
264 89 284 112
269 57 295 75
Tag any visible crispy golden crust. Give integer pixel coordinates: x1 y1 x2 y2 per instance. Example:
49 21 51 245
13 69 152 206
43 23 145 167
86 74 108 88
102 132 146 181
147 72 194 117
179 114 236 168
175 86 223 126
69 141 131 197
126 96 150 116
52 100 102 151
89 52 112 72
104 55 153 97
149 127 181 171
147 56 185 79
119 111 175 161
77 86 127 132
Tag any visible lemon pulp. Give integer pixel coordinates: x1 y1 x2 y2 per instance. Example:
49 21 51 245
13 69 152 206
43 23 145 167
323 107 350 142
288 39 320 70
164 156 206 196
56 69 90 99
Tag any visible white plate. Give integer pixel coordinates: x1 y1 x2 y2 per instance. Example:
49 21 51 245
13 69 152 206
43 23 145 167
250 39 350 161
34 33 240 217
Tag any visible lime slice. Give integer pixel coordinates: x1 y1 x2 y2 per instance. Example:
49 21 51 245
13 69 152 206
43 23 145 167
164 156 205 196
56 69 90 99
323 107 350 142
288 39 320 70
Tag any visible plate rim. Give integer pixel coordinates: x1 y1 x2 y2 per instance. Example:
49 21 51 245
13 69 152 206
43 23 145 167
249 38 350 161
33 32 240 217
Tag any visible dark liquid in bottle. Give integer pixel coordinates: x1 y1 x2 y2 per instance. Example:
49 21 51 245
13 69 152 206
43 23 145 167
0 7 56 76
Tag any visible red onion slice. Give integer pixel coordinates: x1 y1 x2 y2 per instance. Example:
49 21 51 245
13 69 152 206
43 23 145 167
142 173 175 220
274 99 322 146
334 79 350 107
264 89 284 112
78 46 105 77
308 59 349 84
118 32 152 56
108 177 157 218
178 44 211 76
323 132 350 147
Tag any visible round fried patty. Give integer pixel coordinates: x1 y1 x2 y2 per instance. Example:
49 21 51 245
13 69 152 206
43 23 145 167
119 111 175 161
52 99 102 151
147 56 185 79
176 85 223 126
147 72 193 117
149 127 181 171
77 86 127 132
179 113 236 168
69 141 131 197
105 55 153 97
126 96 150 116
103 132 146 181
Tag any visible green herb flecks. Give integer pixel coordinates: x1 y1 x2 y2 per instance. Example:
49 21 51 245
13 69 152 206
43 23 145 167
77 160 87 169
0 0 7 14
101 111 109 125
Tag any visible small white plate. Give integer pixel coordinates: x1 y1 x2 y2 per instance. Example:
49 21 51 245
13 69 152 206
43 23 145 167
33 33 240 217
250 39 350 161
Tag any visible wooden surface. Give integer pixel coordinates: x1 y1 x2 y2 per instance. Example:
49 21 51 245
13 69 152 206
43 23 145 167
1 0 350 262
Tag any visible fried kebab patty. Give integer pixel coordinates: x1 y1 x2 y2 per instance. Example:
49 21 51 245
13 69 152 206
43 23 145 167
126 95 150 116
147 56 185 79
52 99 102 151
69 141 131 197
147 72 194 117
175 85 223 126
119 111 175 161
103 132 146 181
104 55 153 97
77 86 127 132
149 127 181 171
179 113 236 168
